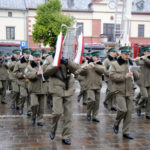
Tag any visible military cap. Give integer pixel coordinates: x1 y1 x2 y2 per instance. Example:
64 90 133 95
0 51 4 56
32 50 41 56
48 52 54 55
108 48 116 53
119 46 130 54
42 49 48 54
82 53 87 57
143 46 150 52
7 52 12 56
22 48 32 53
12 49 21 54
91 51 100 56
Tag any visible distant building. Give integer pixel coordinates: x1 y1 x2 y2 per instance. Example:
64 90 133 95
0 0 150 53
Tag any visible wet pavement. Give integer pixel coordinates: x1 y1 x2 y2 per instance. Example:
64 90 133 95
0 82 150 150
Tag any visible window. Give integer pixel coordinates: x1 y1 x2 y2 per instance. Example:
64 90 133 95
76 22 83 36
103 23 120 42
6 27 15 40
138 24 144 37
8 12 12 17
67 0 74 8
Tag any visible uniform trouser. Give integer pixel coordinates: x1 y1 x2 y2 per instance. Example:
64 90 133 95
114 95 133 134
11 81 19 106
78 89 87 103
0 80 7 103
51 95 73 140
31 94 44 123
137 87 150 116
104 81 116 109
47 94 53 105
18 86 31 113
87 89 100 119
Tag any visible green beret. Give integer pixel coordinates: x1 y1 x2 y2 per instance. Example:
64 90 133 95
92 51 100 56
83 53 87 57
22 48 32 53
42 50 48 54
12 49 21 54
119 46 130 54
0 51 4 56
48 52 53 55
7 52 11 56
108 48 116 53
143 46 150 52
32 51 41 56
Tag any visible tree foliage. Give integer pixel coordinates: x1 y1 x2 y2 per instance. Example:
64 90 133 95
32 0 72 48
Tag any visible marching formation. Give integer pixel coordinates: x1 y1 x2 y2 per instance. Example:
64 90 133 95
0 45 150 145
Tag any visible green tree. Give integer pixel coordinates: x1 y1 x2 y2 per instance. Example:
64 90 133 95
32 0 72 48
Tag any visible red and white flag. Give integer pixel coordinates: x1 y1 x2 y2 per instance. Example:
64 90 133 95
74 32 84 64
52 32 63 67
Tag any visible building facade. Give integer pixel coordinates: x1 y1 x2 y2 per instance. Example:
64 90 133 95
0 0 150 52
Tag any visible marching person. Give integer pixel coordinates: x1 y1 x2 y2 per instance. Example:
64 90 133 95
7 49 21 109
103 48 117 110
79 51 105 123
76 53 88 105
25 50 47 126
13 48 32 115
135 46 150 119
109 46 139 139
42 50 53 108
44 55 79 145
0 51 9 104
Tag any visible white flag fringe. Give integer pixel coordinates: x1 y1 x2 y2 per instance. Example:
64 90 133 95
52 32 63 67
74 32 84 64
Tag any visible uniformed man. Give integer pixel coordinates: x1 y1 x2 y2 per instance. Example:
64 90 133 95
0 51 9 104
44 56 79 145
13 48 31 115
42 52 54 109
25 50 47 126
135 46 150 119
76 53 88 105
109 46 139 139
7 49 21 109
79 51 105 122
103 48 117 110
42 49 49 61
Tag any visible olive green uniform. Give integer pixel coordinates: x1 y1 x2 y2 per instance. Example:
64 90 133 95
7 56 20 107
136 56 150 116
25 61 47 123
13 56 31 113
44 60 79 140
79 63 105 119
0 58 9 103
103 55 117 109
109 57 139 134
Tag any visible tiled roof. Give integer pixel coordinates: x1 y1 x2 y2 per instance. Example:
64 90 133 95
0 0 26 10
0 0 149 13
0 0 92 11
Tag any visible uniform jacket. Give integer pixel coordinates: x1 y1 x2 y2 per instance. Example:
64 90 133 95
0 58 9 80
109 56 139 96
136 56 150 87
13 56 29 87
25 61 47 94
7 56 19 81
75 60 88 91
44 60 79 97
78 61 105 90
103 55 117 82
